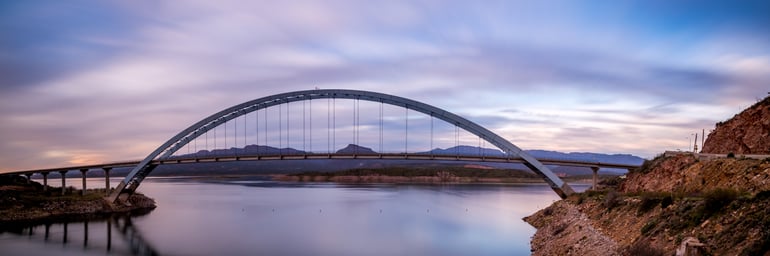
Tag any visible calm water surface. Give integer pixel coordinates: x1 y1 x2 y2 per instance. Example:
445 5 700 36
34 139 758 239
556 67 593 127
1 177 582 255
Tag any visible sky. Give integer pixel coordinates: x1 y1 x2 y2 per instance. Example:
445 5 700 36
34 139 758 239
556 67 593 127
1 0 769 172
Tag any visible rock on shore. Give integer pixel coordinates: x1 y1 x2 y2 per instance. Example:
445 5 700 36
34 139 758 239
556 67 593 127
524 200 620 256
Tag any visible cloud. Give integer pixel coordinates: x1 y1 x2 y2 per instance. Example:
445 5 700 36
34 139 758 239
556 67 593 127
2 1 769 171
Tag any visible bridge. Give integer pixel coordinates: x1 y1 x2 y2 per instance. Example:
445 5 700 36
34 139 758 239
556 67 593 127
1 89 641 202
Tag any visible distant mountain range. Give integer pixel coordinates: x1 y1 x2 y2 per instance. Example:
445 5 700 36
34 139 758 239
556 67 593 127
128 144 643 177
176 144 643 165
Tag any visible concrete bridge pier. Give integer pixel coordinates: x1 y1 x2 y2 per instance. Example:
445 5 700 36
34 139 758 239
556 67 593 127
24 173 32 184
103 167 112 196
80 169 88 196
59 171 68 195
41 172 49 192
591 167 600 190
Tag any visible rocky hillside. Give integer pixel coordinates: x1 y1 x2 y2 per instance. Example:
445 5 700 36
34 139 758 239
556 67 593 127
621 154 770 194
525 96 770 255
702 96 770 154
526 154 770 255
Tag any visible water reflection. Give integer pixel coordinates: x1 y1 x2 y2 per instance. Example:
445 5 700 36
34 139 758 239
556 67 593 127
0 210 159 256
1 179 584 255
135 179 572 255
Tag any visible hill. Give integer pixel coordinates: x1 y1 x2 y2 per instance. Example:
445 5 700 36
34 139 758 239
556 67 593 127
702 96 770 154
524 96 770 255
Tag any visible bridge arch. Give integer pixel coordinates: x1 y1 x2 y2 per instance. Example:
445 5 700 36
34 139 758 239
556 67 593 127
109 89 574 202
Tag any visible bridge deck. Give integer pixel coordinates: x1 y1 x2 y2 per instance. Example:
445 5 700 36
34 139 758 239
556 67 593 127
1 153 640 176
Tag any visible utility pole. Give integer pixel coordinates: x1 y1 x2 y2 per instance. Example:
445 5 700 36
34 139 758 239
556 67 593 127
692 132 698 153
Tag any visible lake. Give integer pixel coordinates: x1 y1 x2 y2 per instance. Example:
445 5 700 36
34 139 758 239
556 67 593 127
1 177 583 255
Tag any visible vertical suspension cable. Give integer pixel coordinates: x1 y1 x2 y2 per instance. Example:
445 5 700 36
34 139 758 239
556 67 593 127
214 121 217 151
256 107 260 154
353 98 357 154
286 100 290 153
327 97 331 154
303 99 306 152
333 97 336 152
224 117 227 150
279 102 282 153
404 105 408 154
482 138 486 158
430 113 434 153
356 98 360 148
233 114 236 149
309 98 313 153
478 136 481 156
455 124 459 157
244 111 247 149
264 105 268 153
379 100 383 153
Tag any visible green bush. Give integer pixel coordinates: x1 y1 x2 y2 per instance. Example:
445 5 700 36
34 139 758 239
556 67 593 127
638 195 660 214
641 220 657 235
603 190 621 210
625 239 664 256
703 188 739 215
661 195 673 208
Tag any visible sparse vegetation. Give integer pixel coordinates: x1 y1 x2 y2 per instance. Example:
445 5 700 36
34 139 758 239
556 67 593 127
702 188 739 216
640 220 657 235
625 239 665 256
551 222 568 236
599 175 623 187
603 190 621 210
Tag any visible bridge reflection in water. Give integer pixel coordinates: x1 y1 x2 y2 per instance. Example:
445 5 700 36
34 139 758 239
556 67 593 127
0 211 158 256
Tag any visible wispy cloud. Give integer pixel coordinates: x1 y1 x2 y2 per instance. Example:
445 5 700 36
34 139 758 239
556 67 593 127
1 0 769 171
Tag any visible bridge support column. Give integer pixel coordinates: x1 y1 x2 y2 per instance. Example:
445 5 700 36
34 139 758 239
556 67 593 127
80 169 88 196
24 173 32 184
41 172 49 192
591 167 600 190
103 168 112 196
59 171 68 195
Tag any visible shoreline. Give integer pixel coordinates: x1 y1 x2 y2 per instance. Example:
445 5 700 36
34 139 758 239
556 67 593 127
0 176 156 223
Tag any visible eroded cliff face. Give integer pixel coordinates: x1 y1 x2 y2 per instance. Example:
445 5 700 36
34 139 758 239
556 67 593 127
526 154 770 255
702 97 770 155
